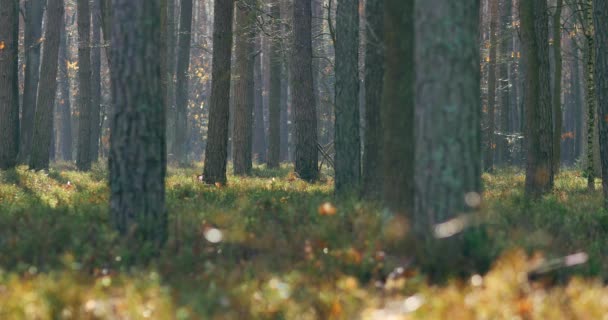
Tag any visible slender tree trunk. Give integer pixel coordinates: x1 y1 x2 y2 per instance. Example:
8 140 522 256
362 0 384 199
30 0 64 170
497 0 512 165
595 0 608 206
584 0 596 190
0 0 20 169
520 0 554 197
174 0 194 165
334 0 361 195
232 0 255 175
552 0 563 172
280 64 290 162
267 3 282 168
253 35 267 163
485 0 498 171
110 0 167 248
291 0 319 181
90 0 102 162
382 0 414 212
77 0 93 170
573 46 582 162
19 0 45 164
58 10 73 161
203 0 234 185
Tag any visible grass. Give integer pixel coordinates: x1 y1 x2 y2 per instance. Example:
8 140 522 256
1 163 608 319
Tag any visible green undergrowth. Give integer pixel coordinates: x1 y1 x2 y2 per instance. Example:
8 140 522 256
1 163 608 319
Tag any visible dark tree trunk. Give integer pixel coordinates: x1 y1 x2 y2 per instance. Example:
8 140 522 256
252 34 267 163
29 0 64 170
267 3 282 169
520 0 554 197
76 0 93 170
291 0 319 182
595 0 608 206
0 0 20 169
280 63 289 162
334 0 361 195
573 46 582 161
90 0 102 162
203 0 234 185
18 0 45 164
110 0 167 248
382 0 415 213
485 0 498 171
552 0 563 172
497 0 512 165
232 0 255 175
174 0 193 165
362 0 384 199
58 11 73 161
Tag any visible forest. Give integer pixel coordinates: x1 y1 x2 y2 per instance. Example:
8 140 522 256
0 0 608 318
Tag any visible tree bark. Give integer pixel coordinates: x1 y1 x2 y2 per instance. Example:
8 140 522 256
174 0 194 165
291 0 319 182
267 3 282 169
232 0 255 175
497 0 512 165
0 0 20 169
29 0 64 170
520 0 554 197
485 0 498 171
203 0 234 185
252 34 266 163
595 0 608 206
334 0 361 195
18 0 45 164
552 0 563 172
90 0 102 162
362 0 384 199
110 0 167 248
76 0 93 170
382 0 415 213
58 10 73 161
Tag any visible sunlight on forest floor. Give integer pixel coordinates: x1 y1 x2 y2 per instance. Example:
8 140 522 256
1 164 608 319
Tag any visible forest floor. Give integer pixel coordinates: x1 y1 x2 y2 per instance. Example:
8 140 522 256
1 164 608 319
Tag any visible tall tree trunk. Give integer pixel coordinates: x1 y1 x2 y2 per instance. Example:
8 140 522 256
280 64 290 161
362 0 384 199
30 0 64 170
552 0 563 172
19 0 45 164
382 0 414 212
334 0 361 195
203 0 234 185
174 0 193 165
573 46 582 161
267 3 282 168
291 0 319 181
497 0 512 165
584 0 596 190
90 0 102 162
595 0 608 206
232 0 255 175
520 0 554 197
76 0 93 170
58 10 73 161
0 0 20 169
110 0 167 248
252 34 267 163
485 0 498 171
415 0 481 276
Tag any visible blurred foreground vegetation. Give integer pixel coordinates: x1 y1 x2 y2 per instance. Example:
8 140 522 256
1 164 608 319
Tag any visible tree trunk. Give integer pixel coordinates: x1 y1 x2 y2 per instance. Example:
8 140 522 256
253 34 266 163
29 0 64 170
232 0 255 175
382 0 414 213
76 0 93 170
0 0 20 169
573 46 582 161
552 0 563 172
267 3 282 169
485 0 498 171
291 0 319 182
19 0 45 164
203 0 234 185
362 0 384 199
280 64 290 162
584 0 596 190
595 0 608 206
58 10 73 162
110 0 167 248
334 0 361 195
520 0 554 197
497 0 512 165
90 0 102 162
174 0 193 165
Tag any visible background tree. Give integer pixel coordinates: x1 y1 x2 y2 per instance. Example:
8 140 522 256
520 0 554 197
174 0 194 165
203 0 235 184
291 0 319 182
30 0 64 170
552 0 564 171
484 0 498 171
90 0 103 162
58 9 73 161
0 0 19 169
334 0 361 195
595 0 608 206
362 0 384 199
267 3 282 169
77 0 93 170
109 0 167 247
253 35 267 163
382 0 414 212
19 0 45 164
